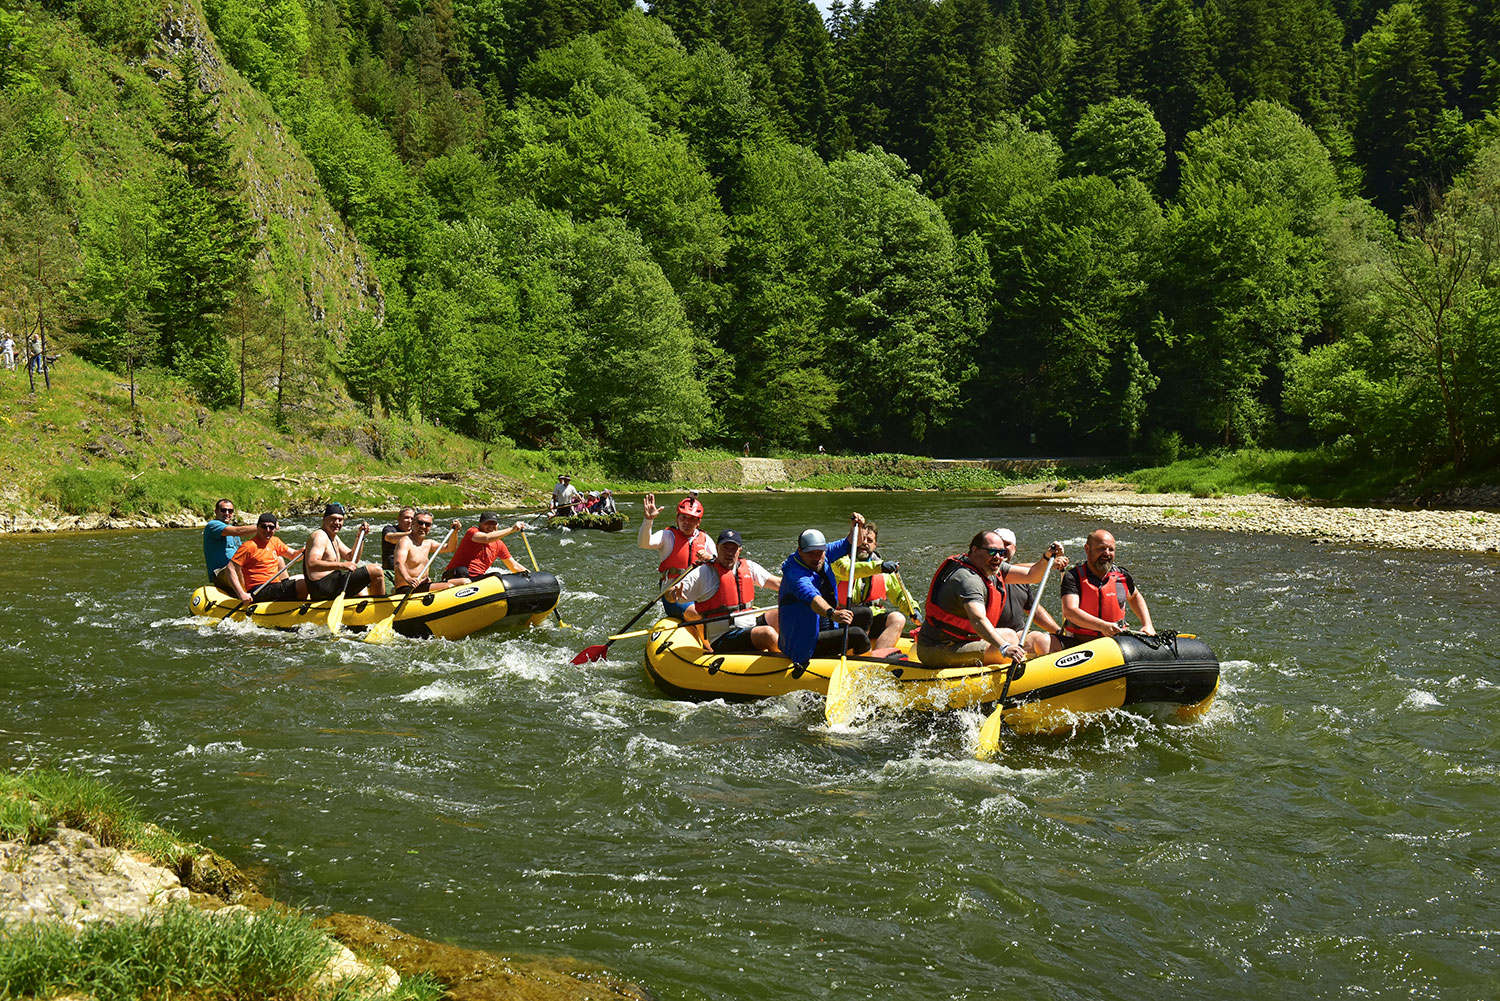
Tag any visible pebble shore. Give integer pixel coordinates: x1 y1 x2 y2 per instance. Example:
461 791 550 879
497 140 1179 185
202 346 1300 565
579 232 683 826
1010 487 1500 554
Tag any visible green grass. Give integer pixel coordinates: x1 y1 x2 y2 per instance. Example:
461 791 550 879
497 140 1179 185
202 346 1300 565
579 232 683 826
0 903 446 1001
0 769 179 863
1119 448 1417 501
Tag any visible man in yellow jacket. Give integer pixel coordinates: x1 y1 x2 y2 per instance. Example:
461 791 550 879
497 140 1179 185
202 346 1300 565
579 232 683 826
830 521 918 650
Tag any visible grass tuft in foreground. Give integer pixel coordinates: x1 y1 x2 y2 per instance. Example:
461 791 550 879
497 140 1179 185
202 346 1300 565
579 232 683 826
0 903 445 1001
0 770 179 863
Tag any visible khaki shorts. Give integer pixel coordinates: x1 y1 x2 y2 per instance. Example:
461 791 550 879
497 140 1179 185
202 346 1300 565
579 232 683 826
914 639 989 668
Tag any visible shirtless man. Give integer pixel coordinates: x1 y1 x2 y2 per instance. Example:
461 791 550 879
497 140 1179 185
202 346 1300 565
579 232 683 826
304 502 387 601
393 514 466 591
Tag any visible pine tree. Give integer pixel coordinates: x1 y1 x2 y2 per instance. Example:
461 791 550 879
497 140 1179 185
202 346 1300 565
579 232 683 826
150 48 261 405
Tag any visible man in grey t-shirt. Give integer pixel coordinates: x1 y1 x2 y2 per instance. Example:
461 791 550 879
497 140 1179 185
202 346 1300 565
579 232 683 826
915 530 1066 668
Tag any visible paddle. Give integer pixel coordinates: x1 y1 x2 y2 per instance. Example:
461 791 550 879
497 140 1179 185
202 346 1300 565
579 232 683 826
215 548 304 627
517 526 571 629
976 551 1059 759
608 605 775 642
825 517 863 726
363 527 455 645
572 567 702 664
325 525 367 636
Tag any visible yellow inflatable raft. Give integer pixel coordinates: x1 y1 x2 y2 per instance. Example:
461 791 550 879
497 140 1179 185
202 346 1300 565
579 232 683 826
189 571 561 639
643 620 1219 734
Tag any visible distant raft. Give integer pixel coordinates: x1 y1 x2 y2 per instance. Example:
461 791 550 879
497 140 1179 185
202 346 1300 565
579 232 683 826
547 513 629 532
189 572 561 639
642 621 1219 734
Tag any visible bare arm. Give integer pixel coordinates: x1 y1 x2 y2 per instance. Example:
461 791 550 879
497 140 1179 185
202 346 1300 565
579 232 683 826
1128 590 1154 635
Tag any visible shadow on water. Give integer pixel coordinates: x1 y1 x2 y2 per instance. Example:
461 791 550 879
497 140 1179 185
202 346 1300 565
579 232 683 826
3 492 1499 1001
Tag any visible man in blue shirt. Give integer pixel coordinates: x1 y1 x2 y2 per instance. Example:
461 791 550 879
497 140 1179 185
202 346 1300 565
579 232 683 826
203 498 258 590
777 513 874 667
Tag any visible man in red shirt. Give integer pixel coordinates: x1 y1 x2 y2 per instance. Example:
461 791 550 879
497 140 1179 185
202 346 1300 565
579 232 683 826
441 512 528 580
226 513 307 602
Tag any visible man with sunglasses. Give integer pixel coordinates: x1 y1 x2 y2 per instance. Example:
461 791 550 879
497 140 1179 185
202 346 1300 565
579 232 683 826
203 499 259 589
225 513 307 602
393 513 466 592
915 531 1066 668
992 527 1066 658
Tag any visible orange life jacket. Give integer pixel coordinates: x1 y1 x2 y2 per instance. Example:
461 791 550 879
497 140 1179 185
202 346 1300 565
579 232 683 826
921 554 1004 642
1065 565 1130 637
694 560 756 617
658 527 712 579
837 562 888 606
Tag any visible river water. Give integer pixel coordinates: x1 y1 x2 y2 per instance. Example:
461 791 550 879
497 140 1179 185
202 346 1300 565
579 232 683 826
3 492 1498 1000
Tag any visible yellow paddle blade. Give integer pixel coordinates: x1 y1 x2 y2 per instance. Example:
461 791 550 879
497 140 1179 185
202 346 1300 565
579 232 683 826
363 614 396 644
326 591 347 635
975 705 1005 759
825 660 857 726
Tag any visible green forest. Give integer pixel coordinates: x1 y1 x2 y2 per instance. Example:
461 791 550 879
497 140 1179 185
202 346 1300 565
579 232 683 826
1 0 1497 474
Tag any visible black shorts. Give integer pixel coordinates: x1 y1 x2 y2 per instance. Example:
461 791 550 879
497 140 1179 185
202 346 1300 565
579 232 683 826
712 614 769 654
252 579 300 602
307 566 371 600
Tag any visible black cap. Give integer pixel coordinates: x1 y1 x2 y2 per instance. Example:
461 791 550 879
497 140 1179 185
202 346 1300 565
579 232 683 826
323 502 347 517
478 511 501 524
717 529 743 546
257 512 278 526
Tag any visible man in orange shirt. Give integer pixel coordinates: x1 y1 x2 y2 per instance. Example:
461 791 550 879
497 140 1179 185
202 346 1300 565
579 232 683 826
226 513 307 602
441 512 528 580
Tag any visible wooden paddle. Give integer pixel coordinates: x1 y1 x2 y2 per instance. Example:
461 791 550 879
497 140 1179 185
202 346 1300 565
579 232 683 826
517 526 570 629
825 516 864 726
573 568 701 664
363 527 455 645
976 551 1059 759
214 548 304 627
325 525 367 636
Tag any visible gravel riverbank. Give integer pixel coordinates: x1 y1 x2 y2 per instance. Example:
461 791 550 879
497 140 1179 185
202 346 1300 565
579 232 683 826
997 484 1500 553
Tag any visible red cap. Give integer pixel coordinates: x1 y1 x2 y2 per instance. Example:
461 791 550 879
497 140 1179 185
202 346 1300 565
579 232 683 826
677 496 704 518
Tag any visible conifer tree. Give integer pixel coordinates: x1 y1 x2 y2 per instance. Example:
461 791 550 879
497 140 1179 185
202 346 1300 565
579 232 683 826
150 48 261 406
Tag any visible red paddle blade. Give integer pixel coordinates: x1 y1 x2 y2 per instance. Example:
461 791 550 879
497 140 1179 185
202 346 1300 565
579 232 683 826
572 645 609 665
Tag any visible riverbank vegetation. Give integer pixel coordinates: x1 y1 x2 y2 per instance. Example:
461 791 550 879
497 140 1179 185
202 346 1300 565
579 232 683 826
0 768 443 1001
2 0 1499 491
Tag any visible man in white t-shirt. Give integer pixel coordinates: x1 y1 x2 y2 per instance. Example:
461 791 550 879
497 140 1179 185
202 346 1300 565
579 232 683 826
1 331 14 371
550 473 582 514
670 529 782 654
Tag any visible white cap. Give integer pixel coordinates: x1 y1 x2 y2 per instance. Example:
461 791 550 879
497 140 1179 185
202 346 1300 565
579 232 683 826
797 529 827 551
995 528 1017 545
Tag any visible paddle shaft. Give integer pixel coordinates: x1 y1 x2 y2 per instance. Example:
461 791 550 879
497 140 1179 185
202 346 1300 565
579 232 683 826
576 563 705 661
993 553 1058 728
610 604 775 641
517 527 567 627
825 518 862 725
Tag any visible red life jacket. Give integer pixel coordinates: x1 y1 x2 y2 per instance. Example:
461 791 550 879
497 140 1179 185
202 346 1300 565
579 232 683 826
1065 565 1130 637
694 560 756 616
836 561 888 606
658 527 712 578
921 554 1005 642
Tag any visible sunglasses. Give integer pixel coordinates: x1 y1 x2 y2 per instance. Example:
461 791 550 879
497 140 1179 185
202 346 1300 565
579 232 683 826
981 547 1005 556
415 521 434 528
217 506 234 514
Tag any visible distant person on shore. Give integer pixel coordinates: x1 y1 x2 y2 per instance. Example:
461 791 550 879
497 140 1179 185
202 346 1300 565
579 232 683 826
670 529 782 654
550 474 582 515
305 502 386 601
830 521 915 650
441 512 527 580
26 333 42 375
380 507 416 590
743 442 751 457
203 498 259 589
778 514 874 666
915 531 1066 668
1059 529 1154 647
225 513 307 602
639 493 715 618
1 330 14 371
394 513 466 591
994 527 1065 657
